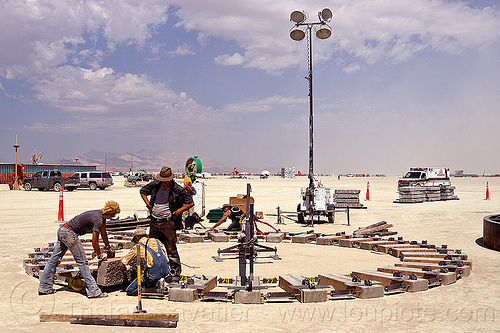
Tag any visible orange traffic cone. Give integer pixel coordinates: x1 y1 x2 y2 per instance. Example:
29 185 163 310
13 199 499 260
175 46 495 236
366 181 370 201
58 188 64 221
485 182 490 200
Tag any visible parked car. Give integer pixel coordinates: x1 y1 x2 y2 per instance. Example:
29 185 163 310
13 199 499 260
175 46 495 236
22 170 80 191
125 170 154 184
72 171 113 190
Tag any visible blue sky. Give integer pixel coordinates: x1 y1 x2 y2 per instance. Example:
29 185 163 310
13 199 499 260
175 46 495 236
1 0 499 174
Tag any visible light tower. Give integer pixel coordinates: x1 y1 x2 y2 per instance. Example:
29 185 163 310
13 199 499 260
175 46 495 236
290 8 333 220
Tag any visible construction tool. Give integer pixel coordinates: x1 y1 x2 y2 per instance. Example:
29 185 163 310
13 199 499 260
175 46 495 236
134 245 146 313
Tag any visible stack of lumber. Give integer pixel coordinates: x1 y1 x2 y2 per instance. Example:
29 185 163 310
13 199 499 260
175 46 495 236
353 221 396 237
397 187 425 203
424 186 441 201
396 186 459 203
106 215 149 231
333 188 364 208
440 186 459 200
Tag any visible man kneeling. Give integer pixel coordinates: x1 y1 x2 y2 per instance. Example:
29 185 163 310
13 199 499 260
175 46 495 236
120 228 171 295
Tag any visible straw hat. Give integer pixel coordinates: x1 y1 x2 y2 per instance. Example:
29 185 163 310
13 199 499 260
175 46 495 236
156 166 174 182
102 201 120 215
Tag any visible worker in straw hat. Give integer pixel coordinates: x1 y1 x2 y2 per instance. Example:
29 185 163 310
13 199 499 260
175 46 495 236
38 201 120 298
140 166 193 282
120 227 171 295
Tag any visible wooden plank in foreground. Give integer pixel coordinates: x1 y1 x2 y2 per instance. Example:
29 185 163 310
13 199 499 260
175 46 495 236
39 312 179 322
70 317 177 328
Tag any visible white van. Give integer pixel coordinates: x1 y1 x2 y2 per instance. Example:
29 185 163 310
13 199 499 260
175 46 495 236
72 171 113 190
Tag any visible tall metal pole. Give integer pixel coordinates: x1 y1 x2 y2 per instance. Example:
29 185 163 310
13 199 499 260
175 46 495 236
307 24 316 223
13 135 20 190
307 24 314 186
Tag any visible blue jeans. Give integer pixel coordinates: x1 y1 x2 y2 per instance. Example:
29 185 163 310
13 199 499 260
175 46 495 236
38 226 102 297
126 240 171 296
226 218 241 231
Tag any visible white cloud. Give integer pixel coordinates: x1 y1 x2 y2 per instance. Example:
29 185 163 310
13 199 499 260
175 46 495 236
343 62 361 74
174 0 500 71
2 0 498 80
25 64 215 138
169 43 195 56
82 67 114 80
220 95 306 114
214 53 245 66
31 65 195 115
86 1 167 47
0 0 170 80
333 0 500 64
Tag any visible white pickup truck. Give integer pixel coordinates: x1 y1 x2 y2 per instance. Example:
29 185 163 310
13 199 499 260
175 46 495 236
398 167 451 188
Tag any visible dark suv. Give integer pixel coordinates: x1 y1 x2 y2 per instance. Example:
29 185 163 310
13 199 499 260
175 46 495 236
22 170 80 191
72 172 113 190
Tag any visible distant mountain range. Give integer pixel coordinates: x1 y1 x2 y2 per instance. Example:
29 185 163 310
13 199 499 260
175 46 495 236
59 150 281 174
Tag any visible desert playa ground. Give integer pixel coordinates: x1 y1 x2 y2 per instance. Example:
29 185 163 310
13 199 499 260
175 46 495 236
0 175 499 332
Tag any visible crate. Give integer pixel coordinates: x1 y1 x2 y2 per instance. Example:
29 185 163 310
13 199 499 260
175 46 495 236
207 209 224 223
229 197 254 213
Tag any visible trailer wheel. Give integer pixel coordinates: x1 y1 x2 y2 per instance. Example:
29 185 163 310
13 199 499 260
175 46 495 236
297 212 305 224
23 182 32 191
